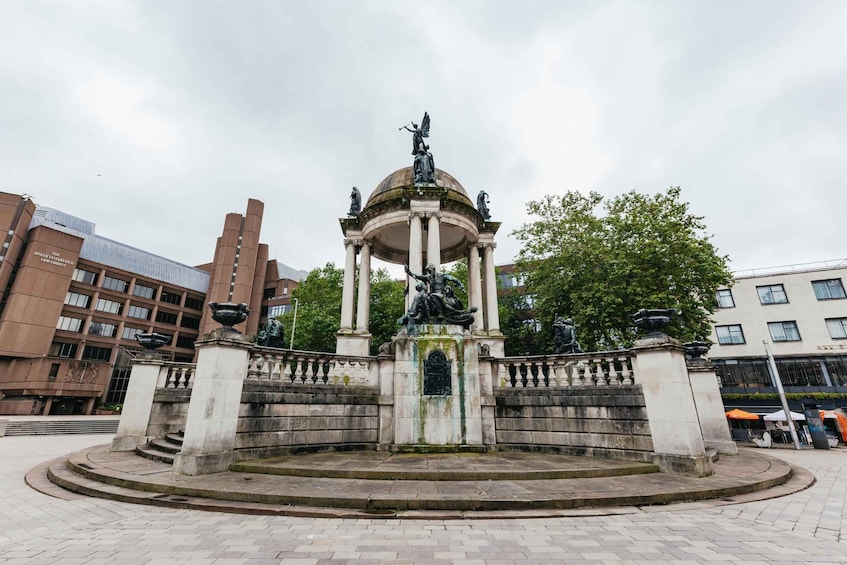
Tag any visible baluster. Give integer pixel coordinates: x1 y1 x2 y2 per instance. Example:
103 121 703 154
288 355 300 383
547 363 557 387
246 354 260 380
530 363 539 387
621 356 633 385
166 367 176 388
183 367 193 388
592 358 605 386
319 359 330 385
606 356 621 385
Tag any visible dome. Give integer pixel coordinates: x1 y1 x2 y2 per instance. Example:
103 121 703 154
365 167 472 209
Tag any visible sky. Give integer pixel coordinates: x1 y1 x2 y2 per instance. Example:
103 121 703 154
2 1 846 278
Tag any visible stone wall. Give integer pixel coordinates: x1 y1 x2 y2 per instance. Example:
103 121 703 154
234 382 380 460
147 389 192 438
494 385 654 462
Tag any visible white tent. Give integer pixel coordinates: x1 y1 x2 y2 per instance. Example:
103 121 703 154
763 409 806 421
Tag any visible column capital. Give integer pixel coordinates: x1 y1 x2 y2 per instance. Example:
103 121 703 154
479 242 497 250
344 238 363 248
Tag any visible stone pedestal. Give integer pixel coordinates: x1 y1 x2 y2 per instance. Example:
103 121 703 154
688 362 738 455
336 331 372 357
631 335 713 476
111 354 164 451
173 331 250 476
392 324 489 448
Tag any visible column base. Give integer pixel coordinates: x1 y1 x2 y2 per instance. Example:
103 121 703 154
173 451 236 476
110 436 149 451
652 453 714 477
705 439 738 456
336 332 371 356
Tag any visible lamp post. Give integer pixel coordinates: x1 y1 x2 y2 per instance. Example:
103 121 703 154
289 297 299 350
764 340 802 450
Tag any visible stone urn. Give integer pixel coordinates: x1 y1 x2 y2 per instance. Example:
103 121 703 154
135 332 172 351
208 302 250 332
630 308 678 337
683 340 712 360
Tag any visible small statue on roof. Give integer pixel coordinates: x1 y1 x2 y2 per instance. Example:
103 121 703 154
400 112 435 184
348 187 361 216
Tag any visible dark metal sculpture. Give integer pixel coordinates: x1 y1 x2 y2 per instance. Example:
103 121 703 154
135 332 172 351
209 302 250 333
683 341 711 360
257 317 285 348
630 308 678 337
476 190 491 220
399 263 478 329
400 112 435 184
348 186 361 217
423 350 451 395
553 317 582 354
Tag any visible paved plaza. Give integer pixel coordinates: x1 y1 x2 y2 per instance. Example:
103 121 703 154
2 435 847 563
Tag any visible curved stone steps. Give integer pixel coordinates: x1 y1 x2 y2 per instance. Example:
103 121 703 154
39 444 808 517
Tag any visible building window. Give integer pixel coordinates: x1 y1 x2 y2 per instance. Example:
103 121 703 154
88 321 117 337
263 288 275 300
49 342 78 358
716 324 745 345
184 296 203 310
827 318 847 340
813 279 846 301
176 335 195 349
160 290 182 305
180 316 200 330
757 284 788 305
132 283 156 299
48 363 60 380
122 326 145 340
127 304 151 320
95 298 123 315
56 316 84 332
156 310 178 325
72 268 98 285
64 291 91 309
715 289 735 308
102 276 128 293
268 304 289 318
82 345 112 362
768 321 801 342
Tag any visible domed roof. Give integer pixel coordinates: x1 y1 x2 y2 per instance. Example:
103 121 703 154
366 166 472 208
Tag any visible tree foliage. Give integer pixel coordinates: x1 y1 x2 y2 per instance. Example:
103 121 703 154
512 187 732 351
278 263 406 354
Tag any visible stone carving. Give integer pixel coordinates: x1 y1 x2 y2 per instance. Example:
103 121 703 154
401 112 435 184
399 263 478 329
424 349 451 395
348 186 361 217
476 190 491 220
66 361 99 384
477 342 491 357
553 316 582 354
378 341 395 356
256 317 285 348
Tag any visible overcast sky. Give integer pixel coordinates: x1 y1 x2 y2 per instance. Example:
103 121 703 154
2 1 845 278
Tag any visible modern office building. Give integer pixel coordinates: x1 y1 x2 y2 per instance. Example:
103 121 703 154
0 192 305 415
709 260 847 397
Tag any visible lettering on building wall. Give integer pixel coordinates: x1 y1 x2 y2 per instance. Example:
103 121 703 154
33 250 75 268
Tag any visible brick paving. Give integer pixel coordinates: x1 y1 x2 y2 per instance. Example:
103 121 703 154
2 434 847 563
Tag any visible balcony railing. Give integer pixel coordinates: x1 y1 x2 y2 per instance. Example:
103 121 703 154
155 362 195 389
246 346 373 386
492 351 637 388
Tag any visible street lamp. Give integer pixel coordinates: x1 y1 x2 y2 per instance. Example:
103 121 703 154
289 298 299 350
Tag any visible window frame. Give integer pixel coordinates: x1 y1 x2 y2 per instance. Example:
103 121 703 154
715 324 745 345
715 289 735 308
101 275 129 293
812 279 847 301
826 318 847 340
768 320 801 342
757 284 789 305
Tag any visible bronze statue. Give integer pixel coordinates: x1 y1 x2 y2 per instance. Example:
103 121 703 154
400 263 477 328
400 112 435 184
476 190 490 220
553 316 582 354
257 317 285 348
348 187 361 216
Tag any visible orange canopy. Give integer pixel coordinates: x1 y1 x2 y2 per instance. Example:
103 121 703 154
726 408 760 420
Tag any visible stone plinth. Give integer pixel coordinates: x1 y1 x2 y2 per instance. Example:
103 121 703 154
111 354 165 451
631 335 713 476
173 330 251 475
688 361 738 455
391 324 488 448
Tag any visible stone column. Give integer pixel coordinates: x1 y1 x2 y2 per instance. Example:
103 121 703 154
482 243 500 333
173 332 251 476
426 213 442 271
339 238 358 330
688 361 738 455
631 335 713 476
355 241 371 332
111 355 163 451
468 244 483 332
407 212 423 309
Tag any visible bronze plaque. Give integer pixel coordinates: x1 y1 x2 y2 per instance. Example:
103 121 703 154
424 350 451 396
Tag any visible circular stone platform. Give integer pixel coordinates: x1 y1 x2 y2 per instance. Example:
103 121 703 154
37 446 813 519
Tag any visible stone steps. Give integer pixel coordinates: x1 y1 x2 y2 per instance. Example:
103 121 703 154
40 444 805 518
135 431 185 464
2 418 119 436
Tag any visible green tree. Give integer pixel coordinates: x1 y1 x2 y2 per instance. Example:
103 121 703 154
278 263 406 354
512 187 732 351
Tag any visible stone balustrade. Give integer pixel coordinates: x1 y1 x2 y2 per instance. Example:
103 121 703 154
155 362 195 389
492 351 636 388
246 346 374 386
